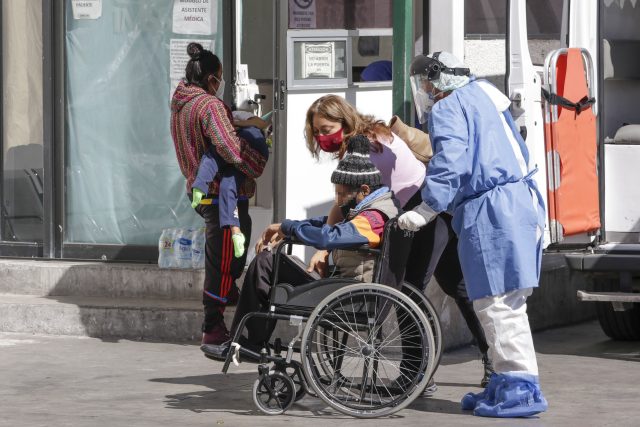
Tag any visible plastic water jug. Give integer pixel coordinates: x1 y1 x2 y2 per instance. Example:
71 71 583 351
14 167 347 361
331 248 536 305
174 228 193 269
191 227 206 269
158 228 177 268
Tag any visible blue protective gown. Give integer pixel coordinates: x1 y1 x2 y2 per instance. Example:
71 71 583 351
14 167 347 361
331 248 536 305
422 79 546 300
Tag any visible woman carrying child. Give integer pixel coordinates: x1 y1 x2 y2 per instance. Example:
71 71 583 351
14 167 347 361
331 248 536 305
170 43 267 347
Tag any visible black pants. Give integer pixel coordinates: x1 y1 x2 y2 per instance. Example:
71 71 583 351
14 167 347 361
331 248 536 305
403 192 489 355
195 199 251 332
230 250 316 345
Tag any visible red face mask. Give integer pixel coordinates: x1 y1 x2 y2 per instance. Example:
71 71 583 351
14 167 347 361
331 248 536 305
315 128 343 153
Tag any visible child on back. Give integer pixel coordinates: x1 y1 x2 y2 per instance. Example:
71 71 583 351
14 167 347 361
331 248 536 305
191 111 271 257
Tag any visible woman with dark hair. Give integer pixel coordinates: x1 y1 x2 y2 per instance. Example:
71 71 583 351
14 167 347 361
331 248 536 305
170 42 267 348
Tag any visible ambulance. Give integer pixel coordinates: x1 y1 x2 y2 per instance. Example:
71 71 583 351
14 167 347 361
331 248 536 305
502 0 640 339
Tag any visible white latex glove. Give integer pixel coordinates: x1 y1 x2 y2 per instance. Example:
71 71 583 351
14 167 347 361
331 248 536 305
398 211 428 231
397 202 439 231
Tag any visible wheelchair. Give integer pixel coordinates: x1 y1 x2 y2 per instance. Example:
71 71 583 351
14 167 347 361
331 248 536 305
220 218 443 418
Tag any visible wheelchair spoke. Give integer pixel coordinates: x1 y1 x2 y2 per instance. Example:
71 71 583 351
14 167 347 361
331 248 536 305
314 328 361 356
330 304 368 348
302 284 435 417
375 351 420 384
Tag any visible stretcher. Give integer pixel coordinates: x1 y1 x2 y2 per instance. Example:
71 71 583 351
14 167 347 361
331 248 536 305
542 48 600 243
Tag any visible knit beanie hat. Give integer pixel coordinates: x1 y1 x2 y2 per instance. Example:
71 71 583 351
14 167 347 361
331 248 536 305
330 135 382 187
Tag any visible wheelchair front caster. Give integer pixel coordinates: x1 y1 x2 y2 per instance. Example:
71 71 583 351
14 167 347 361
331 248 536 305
275 360 310 401
252 371 296 415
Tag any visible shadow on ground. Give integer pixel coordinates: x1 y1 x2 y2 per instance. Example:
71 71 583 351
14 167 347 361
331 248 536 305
150 370 465 418
533 322 640 363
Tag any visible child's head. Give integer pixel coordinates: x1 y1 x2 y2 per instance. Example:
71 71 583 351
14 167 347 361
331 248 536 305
331 135 383 213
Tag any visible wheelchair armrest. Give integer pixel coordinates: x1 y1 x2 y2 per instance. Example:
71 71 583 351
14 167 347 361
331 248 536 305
334 243 380 256
356 245 381 255
280 237 379 255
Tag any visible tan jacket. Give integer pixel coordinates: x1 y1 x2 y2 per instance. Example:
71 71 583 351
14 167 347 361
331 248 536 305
333 191 400 282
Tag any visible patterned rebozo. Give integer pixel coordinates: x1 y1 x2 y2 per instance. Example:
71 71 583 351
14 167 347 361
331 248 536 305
170 81 267 198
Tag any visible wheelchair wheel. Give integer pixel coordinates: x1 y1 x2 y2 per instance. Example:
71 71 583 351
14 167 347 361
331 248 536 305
252 371 296 415
275 361 308 402
400 282 443 372
301 284 435 418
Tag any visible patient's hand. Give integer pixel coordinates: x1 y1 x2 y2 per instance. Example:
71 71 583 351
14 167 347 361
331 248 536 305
256 223 282 252
308 250 329 278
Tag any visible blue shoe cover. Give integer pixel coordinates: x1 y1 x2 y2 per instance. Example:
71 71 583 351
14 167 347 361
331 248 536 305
473 373 548 418
461 373 499 410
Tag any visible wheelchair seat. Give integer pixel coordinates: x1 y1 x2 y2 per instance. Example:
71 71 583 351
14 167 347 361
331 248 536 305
272 278 360 310
268 217 414 313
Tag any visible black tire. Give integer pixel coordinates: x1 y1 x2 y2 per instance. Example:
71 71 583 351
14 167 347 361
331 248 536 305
594 278 640 341
275 361 308 402
252 371 296 415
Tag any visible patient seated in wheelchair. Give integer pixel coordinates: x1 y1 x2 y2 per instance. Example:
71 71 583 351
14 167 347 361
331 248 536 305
202 134 401 359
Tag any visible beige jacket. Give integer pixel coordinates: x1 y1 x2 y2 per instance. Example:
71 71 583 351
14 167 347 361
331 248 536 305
332 191 400 282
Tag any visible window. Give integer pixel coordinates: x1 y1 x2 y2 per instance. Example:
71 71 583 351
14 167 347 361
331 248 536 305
526 0 564 65
1 0 44 247
464 0 508 92
64 0 224 246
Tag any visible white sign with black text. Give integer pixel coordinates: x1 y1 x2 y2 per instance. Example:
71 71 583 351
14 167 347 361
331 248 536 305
302 42 334 78
172 0 218 35
169 39 214 99
71 0 102 20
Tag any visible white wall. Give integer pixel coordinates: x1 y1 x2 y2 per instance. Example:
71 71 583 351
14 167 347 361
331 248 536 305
285 88 392 260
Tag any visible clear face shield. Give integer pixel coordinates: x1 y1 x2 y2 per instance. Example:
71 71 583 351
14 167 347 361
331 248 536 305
410 73 436 124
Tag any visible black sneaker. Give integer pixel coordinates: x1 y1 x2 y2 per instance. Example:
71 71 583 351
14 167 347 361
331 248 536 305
481 353 495 388
201 338 265 363
201 341 231 361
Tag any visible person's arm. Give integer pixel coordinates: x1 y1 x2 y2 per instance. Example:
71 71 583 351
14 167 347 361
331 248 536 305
398 97 470 231
202 101 266 179
281 211 382 250
421 98 470 212
191 149 220 193
234 116 269 129
308 203 344 275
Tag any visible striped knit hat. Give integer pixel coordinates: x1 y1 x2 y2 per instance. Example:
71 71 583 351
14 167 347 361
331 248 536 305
331 135 382 187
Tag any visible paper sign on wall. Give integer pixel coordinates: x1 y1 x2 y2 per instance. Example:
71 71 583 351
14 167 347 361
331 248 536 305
289 0 316 29
71 0 102 20
302 42 334 78
173 0 218 35
170 39 214 98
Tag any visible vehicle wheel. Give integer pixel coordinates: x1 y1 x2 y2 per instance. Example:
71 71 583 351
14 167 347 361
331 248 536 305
594 278 640 341
252 371 296 415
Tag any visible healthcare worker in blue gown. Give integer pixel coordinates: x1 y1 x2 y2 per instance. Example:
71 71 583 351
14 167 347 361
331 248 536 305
398 51 548 418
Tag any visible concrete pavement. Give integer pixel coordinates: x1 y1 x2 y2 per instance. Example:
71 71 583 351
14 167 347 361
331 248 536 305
0 320 638 427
